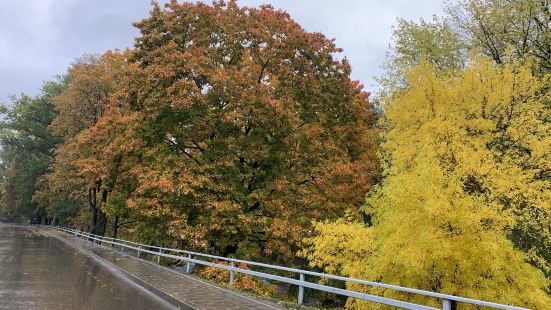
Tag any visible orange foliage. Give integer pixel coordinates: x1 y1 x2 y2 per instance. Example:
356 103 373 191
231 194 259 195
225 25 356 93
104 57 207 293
199 262 277 297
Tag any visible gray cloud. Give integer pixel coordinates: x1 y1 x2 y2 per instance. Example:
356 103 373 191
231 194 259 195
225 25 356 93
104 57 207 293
0 0 444 103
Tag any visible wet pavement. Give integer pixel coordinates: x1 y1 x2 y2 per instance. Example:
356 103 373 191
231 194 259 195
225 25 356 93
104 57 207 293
53 229 285 310
0 224 173 310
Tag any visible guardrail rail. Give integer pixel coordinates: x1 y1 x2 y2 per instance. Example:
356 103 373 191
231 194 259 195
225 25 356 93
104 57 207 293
52 226 530 310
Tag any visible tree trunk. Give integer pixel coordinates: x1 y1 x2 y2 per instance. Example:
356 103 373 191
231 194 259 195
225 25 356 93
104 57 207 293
88 187 98 234
88 180 109 236
97 209 107 236
112 216 119 239
96 189 108 236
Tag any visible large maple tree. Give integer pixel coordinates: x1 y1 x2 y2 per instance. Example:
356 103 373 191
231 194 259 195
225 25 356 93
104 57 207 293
101 0 380 262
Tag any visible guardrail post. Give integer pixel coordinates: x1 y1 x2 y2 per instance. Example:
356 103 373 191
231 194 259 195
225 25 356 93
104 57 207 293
157 249 162 264
121 240 125 253
442 299 456 310
298 273 305 305
186 253 191 273
137 245 141 258
229 261 235 288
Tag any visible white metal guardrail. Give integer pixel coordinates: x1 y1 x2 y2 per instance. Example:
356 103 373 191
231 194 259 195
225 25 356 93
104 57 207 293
52 226 529 310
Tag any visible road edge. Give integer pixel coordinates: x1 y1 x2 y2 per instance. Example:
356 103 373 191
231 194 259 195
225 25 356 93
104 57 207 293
44 228 196 310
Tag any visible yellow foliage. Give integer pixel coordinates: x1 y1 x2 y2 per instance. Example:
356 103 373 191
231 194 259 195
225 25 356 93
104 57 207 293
303 58 550 309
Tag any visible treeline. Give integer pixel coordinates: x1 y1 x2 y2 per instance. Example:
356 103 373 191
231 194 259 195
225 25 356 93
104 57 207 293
0 1 379 266
0 0 549 308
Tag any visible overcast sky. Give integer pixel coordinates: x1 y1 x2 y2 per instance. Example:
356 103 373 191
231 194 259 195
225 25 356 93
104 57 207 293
0 0 445 104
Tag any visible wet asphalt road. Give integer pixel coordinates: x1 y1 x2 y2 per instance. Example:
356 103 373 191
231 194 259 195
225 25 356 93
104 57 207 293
0 224 172 310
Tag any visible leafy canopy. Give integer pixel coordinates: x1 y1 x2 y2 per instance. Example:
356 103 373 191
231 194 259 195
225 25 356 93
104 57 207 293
103 0 380 262
303 58 550 308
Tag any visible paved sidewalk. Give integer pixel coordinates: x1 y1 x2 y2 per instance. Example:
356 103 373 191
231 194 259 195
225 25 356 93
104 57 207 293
48 229 286 310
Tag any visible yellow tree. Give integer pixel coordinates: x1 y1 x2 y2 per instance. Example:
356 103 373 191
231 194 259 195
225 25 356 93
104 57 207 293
303 58 550 308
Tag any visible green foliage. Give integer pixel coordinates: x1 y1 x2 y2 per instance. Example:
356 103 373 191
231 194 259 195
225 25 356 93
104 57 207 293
378 16 467 95
447 0 551 74
0 79 66 221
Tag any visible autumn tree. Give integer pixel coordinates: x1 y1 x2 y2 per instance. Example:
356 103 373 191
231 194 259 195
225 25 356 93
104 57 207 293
99 0 379 262
303 58 551 308
307 2 551 306
50 52 128 136
72 99 144 238
375 0 551 275
34 50 131 234
33 138 86 226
